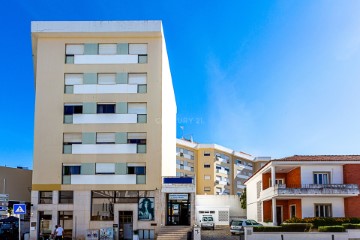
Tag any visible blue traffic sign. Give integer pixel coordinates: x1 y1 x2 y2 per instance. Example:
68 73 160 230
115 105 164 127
13 204 26 215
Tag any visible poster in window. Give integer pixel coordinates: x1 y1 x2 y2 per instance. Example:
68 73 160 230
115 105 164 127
138 197 154 221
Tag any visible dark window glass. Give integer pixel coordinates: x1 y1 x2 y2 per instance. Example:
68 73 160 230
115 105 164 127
127 139 147 144
64 105 83 115
127 167 146 175
63 166 81 175
59 191 74 204
97 104 115 114
39 191 53 204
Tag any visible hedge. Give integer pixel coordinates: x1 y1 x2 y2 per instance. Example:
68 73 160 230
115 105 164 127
283 217 360 228
342 223 360 229
318 226 345 232
253 223 312 232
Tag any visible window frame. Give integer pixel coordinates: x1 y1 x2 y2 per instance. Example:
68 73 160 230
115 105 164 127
39 191 53 204
314 204 332 217
59 191 74 204
313 172 330 184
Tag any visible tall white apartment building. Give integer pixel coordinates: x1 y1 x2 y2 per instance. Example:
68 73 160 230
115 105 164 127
30 21 176 240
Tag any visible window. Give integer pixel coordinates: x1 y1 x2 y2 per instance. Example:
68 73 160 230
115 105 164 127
65 73 83 85
269 178 285 186
204 175 211 180
314 172 330 184
63 133 82 145
96 133 115 144
128 103 147 114
129 44 147 54
63 165 81 175
59 191 73 204
204 163 211 168
204 152 210 156
96 163 115 174
127 164 146 175
39 191 53 204
65 44 84 63
290 205 296 218
128 73 147 84
315 204 332 217
127 133 147 144
98 73 116 84
204 187 211 192
98 44 117 55
97 103 115 114
64 104 83 115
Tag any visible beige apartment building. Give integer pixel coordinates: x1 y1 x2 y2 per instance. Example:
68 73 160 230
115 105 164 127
176 139 259 196
30 21 176 240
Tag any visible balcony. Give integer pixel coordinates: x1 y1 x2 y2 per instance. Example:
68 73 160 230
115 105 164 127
215 156 229 164
216 169 228 175
216 180 229 186
237 174 250 180
260 184 360 200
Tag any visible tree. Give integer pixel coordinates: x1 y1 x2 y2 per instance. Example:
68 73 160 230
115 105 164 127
240 188 247 209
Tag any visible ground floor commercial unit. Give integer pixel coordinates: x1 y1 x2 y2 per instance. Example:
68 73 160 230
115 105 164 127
30 178 195 240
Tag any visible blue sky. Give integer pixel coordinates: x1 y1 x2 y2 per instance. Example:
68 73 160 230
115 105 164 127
1 0 360 168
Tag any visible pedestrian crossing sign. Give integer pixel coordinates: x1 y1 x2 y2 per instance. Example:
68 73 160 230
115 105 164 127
13 204 26 214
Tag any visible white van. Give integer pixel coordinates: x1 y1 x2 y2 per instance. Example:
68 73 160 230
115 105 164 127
200 215 215 230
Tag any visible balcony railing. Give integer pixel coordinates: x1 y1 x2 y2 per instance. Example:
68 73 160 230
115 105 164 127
260 184 359 199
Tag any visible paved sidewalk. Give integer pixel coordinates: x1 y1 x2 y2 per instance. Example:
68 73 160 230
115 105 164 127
201 226 242 240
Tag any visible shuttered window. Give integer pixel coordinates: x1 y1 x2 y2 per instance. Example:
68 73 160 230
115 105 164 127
65 74 83 85
128 103 147 114
127 163 146 167
127 133 146 139
96 163 115 174
129 44 148 54
98 44 117 55
96 133 115 144
98 74 116 84
66 44 84 55
128 73 147 84
63 133 82 143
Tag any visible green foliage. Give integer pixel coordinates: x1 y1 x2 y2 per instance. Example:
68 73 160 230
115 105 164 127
342 223 360 229
253 223 312 232
318 225 345 232
281 223 312 232
253 226 283 232
240 188 246 209
283 217 360 228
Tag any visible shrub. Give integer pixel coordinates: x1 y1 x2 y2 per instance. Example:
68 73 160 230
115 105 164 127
342 223 360 229
253 224 312 232
284 217 360 228
318 226 345 232
281 223 312 232
253 226 283 232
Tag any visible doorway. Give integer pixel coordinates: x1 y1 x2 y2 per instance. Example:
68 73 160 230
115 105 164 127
276 206 283 225
119 211 133 240
166 194 190 226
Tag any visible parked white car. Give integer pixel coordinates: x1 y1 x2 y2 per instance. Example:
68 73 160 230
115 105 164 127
230 219 262 234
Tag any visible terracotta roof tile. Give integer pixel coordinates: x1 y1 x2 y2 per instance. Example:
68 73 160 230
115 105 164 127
273 155 360 162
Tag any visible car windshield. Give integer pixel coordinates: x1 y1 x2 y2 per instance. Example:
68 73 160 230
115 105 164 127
203 217 213 221
231 221 243 226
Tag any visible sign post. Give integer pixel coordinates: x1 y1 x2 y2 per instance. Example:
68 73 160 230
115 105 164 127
14 204 26 240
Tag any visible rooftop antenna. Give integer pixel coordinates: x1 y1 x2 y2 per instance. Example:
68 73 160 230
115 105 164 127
180 126 184 139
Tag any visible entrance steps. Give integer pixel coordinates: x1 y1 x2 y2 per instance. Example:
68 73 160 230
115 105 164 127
156 226 192 240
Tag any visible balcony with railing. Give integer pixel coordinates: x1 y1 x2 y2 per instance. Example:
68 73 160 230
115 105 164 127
216 168 228 175
260 184 359 200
